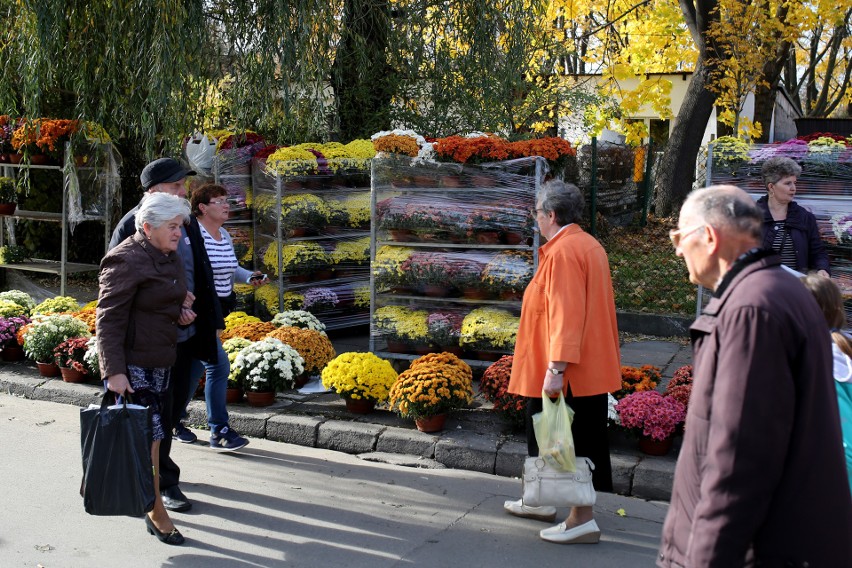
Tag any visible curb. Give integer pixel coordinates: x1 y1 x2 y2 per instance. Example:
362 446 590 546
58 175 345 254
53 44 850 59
0 367 678 501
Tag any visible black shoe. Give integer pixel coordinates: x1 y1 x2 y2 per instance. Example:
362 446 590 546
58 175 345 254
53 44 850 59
160 486 192 512
145 515 185 545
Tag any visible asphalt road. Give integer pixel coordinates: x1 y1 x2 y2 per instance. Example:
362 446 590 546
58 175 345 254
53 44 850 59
0 394 667 568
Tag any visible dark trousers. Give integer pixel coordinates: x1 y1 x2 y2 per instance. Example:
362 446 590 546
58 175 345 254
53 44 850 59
159 340 194 491
525 389 614 493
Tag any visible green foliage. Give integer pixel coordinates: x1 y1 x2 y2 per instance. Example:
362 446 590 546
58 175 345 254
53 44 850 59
0 177 18 202
0 245 29 264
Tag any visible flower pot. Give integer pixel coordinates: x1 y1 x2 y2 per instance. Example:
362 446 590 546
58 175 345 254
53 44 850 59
415 414 447 433
60 366 87 383
439 346 464 357
501 231 525 245
28 154 51 165
638 435 674 456
461 288 489 300
423 284 451 298
1 345 24 361
0 202 17 216
226 387 243 404
36 361 61 377
245 390 275 407
386 340 410 354
9 153 22 164
312 269 334 281
294 373 311 389
476 231 501 245
389 229 414 242
471 174 495 188
441 175 463 188
344 396 376 414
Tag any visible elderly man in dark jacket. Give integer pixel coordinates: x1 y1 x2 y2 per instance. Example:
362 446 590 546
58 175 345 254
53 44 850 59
659 185 851 567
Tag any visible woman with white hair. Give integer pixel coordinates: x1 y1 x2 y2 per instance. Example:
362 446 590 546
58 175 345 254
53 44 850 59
96 192 195 546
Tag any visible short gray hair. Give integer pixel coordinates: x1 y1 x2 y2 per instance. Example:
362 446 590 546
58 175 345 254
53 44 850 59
538 180 584 225
134 192 190 231
761 156 801 186
682 185 762 241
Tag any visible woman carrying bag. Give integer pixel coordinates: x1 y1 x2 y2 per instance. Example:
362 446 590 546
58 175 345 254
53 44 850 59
96 193 195 546
504 180 621 544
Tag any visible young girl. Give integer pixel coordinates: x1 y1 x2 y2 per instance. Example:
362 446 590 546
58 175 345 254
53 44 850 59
802 273 852 491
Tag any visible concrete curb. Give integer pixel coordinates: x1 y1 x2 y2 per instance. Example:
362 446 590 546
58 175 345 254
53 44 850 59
0 366 679 501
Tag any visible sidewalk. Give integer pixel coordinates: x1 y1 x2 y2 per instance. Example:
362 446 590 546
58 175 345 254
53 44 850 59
0 330 692 502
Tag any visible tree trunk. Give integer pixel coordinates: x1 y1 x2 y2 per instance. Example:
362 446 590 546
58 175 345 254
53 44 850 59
655 59 718 216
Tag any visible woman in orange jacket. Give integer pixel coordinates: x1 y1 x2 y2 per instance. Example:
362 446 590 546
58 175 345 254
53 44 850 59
503 180 621 544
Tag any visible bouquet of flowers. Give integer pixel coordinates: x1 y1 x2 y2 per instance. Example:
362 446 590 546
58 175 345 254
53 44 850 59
302 287 339 313
481 251 534 298
53 336 91 373
321 352 398 401
271 310 327 334
614 365 662 399
0 299 28 318
426 312 463 348
220 321 278 342
664 364 693 413
83 336 100 379
616 390 686 441
231 337 305 393
0 315 30 347
223 337 253 388
479 355 526 430
831 213 852 245
388 352 474 419
373 246 415 291
33 296 80 316
459 307 520 352
22 314 90 363
266 326 336 375
373 305 429 343
224 311 262 331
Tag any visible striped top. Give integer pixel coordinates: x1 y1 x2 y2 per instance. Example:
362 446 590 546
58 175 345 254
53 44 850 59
771 221 798 270
199 223 239 298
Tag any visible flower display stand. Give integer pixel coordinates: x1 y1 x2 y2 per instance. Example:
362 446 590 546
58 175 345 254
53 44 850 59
368 155 544 369
251 159 371 330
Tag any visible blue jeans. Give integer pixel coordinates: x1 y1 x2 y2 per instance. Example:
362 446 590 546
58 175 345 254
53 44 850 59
184 341 230 434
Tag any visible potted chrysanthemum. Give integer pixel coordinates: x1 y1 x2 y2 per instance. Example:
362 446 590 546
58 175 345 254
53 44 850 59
266 326 336 382
22 314 90 376
0 315 30 361
271 310 327 334
615 390 686 456
230 337 304 407
479 355 526 431
83 336 100 379
222 337 253 403
388 352 474 432
32 296 80 316
53 336 92 382
321 352 398 414
373 305 429 354
459 307 520 360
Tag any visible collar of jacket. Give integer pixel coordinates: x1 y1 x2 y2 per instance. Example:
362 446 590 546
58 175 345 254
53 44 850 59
701 250 780 317
756 195 808 230
539 223 582 254
132 230 176 265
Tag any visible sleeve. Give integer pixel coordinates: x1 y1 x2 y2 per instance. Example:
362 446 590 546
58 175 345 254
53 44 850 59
546 243 587 363
222 228 252 284
687 305 795 566
107 215 136 251
804 211 830 274
95 254 139 376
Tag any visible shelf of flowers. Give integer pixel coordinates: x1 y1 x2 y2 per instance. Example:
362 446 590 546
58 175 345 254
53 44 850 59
249 146 374 330
369 154 543 366
709 137 852 323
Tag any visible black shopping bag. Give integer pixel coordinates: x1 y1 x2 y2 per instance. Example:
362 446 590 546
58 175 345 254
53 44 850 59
80 391 155 516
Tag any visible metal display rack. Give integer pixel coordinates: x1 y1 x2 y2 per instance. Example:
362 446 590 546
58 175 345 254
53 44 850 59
369 155 545 369
0 143 118 295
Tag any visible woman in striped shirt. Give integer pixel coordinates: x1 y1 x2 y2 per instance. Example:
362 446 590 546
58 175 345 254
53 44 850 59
188 184 266 451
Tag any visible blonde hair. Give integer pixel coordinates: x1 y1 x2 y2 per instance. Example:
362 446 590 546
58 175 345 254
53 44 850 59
801 273 852 358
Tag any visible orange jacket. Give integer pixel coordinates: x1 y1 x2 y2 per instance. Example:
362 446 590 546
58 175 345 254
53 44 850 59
508 224 620 398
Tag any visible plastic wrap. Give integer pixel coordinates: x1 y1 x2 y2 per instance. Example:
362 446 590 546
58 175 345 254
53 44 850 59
370 155 544 364
64 142 121 229
251 163 372 330
709 141 852 324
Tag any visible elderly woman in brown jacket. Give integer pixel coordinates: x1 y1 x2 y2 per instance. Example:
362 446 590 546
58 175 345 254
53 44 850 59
96 192 194 546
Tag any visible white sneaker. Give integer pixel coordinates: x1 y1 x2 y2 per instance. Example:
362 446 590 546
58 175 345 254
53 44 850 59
503 499 557 522
540 520 601 544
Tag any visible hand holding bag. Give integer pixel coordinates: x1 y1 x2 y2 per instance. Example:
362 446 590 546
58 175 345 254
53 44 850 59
80 391 155 516
522 455 597 508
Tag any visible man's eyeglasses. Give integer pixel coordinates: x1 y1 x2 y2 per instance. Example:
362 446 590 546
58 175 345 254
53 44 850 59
208 199 229 206
530 207 545 216
669 224 705 247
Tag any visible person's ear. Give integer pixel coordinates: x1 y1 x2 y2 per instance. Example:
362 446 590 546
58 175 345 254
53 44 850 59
704 224 720 254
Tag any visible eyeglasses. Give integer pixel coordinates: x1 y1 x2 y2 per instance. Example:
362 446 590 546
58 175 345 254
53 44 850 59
669 223 705 247
207 199 229 206
530 207 545 216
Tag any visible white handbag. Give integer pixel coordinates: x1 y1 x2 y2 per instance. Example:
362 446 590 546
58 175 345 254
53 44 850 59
522 456 596 508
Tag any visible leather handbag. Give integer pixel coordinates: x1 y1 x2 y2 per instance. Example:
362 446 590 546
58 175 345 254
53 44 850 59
522 456 596 508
